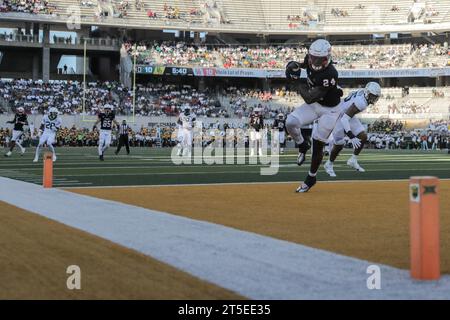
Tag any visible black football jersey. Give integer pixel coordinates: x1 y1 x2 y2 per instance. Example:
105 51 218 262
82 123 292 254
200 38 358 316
12 114 28 131
301 54 341 107
273 119 286 132
250 115 264 131
99 112 115 130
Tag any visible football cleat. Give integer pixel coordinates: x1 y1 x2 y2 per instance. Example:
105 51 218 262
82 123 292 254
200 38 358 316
33 157 38 163
295 175 317 193
52 154 57 162
99 154 104 161
347 157 365 172
324 160 337 177
21 148 26 155
5 151 12 157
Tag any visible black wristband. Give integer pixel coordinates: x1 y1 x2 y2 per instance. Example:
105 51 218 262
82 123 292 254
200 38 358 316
346 130 356 139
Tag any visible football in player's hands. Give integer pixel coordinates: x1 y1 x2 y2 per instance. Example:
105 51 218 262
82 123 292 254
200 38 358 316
285 61 302 80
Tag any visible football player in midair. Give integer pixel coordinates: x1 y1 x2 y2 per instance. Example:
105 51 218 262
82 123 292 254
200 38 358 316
273 113 286 154
93 105 119 161
285 39 343 193
324 82 381 177
33 107 61 162
4 106 28 157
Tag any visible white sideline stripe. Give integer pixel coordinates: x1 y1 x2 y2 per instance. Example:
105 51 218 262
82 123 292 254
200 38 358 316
1 177 450 300
17 167 448 178
63 178 450 189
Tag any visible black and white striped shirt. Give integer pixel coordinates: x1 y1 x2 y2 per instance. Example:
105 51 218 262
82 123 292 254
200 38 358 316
119 123 130 136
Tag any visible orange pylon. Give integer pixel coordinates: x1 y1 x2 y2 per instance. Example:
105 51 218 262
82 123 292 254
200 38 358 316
43 152 53 188
410 176 440 280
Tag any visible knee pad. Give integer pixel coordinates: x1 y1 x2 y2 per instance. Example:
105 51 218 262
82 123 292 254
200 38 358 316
313 114 339 143
285 115 300 133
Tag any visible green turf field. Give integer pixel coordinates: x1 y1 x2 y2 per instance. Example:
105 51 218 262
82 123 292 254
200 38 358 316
0 147 449 187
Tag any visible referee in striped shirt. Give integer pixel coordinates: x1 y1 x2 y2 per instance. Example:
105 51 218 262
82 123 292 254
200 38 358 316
115 120 131 155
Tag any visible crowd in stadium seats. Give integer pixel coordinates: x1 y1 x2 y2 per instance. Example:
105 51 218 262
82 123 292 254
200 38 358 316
0 79 116 115
0 125 177 148
0 80 226 117
128 42 449 69
133 84 225 117
52 125 176 147
366 131 449 150
333 43 449 69
223 87 295 118
3 79 450 119
133 41 216 67
361 120 449 150
368 119 405 133
2 121 447 152
219 46 307 69
0 0 54 14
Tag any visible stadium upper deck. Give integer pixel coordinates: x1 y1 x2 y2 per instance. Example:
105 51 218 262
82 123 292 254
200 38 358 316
1 0 450 35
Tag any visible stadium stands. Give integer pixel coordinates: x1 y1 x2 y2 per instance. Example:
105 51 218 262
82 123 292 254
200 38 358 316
1 79 449 119
3 0 450 32
0 0 55 14
129 42 450 69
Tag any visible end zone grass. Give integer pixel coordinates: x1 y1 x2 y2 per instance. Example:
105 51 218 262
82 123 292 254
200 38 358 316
0 201 242 299
70 180 450 273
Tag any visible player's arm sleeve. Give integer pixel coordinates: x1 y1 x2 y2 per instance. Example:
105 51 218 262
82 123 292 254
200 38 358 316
298 83 329 104
341 105 360 138
7 116 15 124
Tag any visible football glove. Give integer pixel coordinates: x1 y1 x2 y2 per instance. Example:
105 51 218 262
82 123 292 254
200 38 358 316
349 137 362 149
285 61 302 80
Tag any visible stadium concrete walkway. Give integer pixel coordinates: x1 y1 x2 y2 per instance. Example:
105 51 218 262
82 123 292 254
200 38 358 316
1 176 450 299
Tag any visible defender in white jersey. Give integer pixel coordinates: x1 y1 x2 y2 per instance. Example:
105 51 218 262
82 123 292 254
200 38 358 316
175 117 184 156
179 107 196 157
324 82 381 177
33 107 61 162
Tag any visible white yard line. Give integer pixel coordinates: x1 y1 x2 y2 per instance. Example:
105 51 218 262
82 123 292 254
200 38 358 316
62 178 450 189
1 177 449 299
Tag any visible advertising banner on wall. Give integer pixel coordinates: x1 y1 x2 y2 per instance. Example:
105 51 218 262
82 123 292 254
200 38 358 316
137 65 450 78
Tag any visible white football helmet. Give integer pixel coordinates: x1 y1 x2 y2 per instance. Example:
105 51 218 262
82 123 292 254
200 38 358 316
308 39 332 71
17 107 25 114
104 105 114 113
364 82 381 105
49 107 58 119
